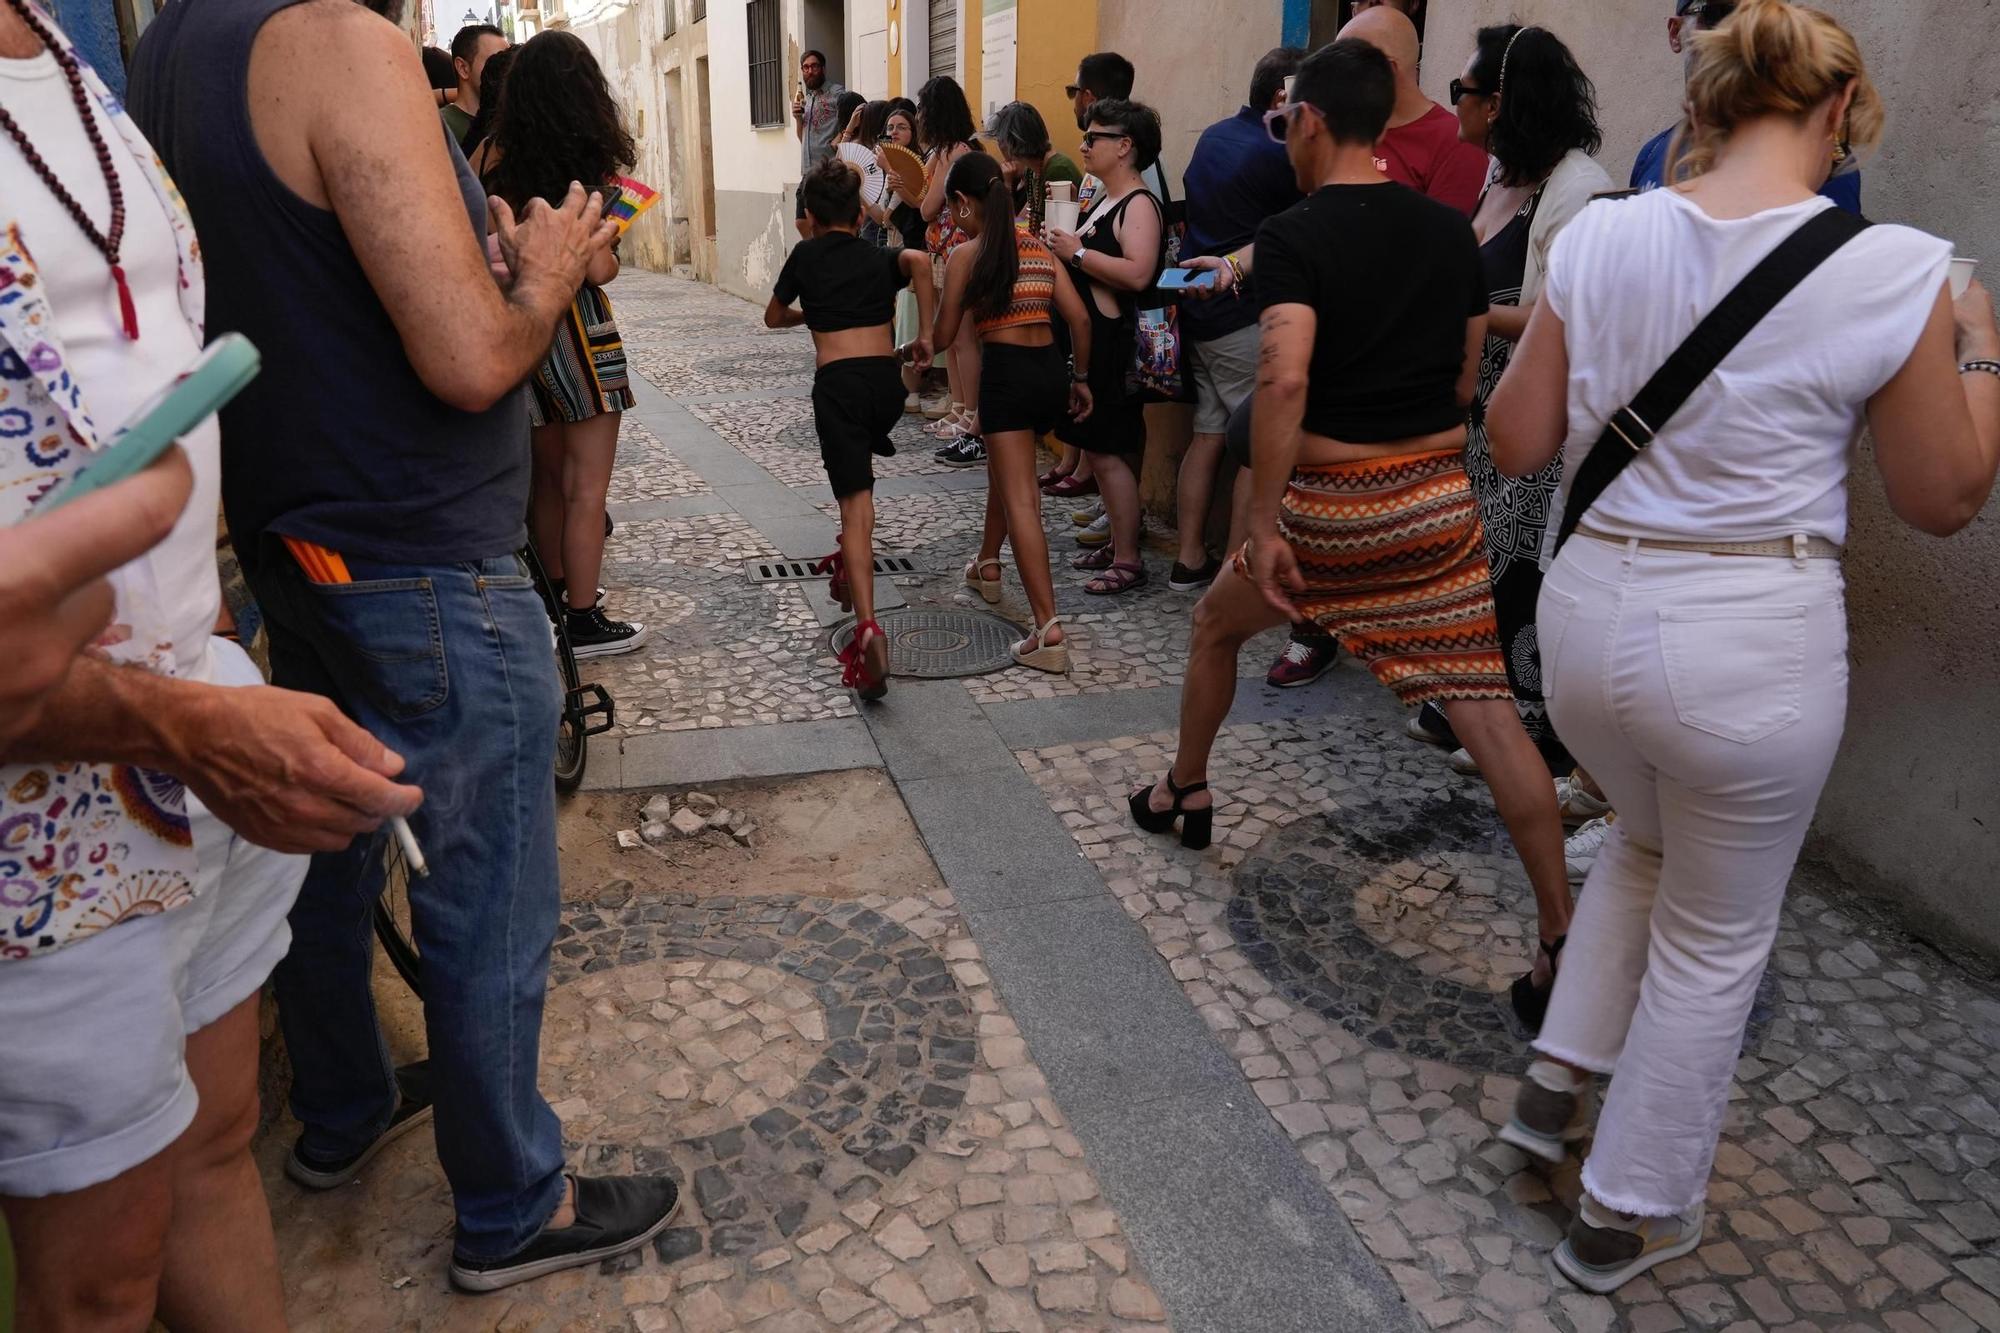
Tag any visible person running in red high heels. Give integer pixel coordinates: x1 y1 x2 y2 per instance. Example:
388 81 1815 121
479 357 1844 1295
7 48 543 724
767 160 936 699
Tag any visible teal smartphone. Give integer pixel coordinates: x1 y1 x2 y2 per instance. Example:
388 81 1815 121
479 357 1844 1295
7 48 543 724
32 333 260 514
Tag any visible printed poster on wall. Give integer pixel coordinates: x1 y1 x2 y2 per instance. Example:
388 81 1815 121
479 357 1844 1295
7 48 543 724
981 0 1017 119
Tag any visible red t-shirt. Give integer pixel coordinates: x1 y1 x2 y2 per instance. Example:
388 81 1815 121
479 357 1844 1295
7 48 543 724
1375 103 1489 217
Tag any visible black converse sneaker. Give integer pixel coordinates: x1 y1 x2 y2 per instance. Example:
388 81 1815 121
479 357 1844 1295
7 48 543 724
449 1174 682 1293
564 603 648 658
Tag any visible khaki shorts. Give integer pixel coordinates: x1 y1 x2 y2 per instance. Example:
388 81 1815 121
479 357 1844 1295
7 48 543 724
1189 323 1261 435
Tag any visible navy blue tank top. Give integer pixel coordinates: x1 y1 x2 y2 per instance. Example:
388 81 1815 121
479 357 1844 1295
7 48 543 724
127 0 527 570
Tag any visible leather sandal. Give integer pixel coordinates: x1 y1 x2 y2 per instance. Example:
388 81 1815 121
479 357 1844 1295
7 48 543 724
812 545 853 612
1127 773 1213 850
1084 560 1147 596
1047 474 1098 498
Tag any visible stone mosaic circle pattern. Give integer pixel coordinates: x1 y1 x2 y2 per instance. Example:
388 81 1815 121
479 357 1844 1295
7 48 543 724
548 889 975 1264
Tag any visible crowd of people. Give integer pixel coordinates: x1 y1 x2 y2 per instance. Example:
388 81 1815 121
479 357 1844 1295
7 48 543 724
2 0 1998 1322
776 0 2000 1299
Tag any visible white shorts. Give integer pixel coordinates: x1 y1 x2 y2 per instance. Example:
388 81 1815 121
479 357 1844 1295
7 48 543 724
0 641 307 1197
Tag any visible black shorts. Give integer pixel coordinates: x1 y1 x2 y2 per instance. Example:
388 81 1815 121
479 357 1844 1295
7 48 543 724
978 341 1067 438
813 356 904 498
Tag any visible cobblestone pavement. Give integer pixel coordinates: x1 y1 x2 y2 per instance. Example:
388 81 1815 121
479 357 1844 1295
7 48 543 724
288 270 2000 1332
1021 706 2000 1333
264 792 1168 1333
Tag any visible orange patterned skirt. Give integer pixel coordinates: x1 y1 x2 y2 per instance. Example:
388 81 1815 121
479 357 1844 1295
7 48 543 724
1247 448 1513 707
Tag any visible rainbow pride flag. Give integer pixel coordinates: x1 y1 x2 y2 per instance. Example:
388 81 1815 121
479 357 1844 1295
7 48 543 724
610 176 661 234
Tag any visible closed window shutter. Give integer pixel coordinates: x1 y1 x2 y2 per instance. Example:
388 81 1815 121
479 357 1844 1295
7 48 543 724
927 0 957 80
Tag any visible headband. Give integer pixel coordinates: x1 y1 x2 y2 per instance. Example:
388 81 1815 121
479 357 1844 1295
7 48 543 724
1497 25 1534 98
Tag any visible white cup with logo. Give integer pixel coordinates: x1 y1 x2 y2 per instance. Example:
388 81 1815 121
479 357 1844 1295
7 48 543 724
1950 257 1979 299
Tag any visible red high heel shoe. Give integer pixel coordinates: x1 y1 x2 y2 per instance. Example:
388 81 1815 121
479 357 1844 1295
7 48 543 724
839 620 889 700
813 543 853 612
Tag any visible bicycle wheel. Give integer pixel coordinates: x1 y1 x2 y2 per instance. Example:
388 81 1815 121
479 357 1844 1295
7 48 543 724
372 836 422 997
521 541 589 792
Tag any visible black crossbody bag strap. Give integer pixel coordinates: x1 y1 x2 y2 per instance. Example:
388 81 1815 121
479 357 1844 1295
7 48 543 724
1553 206 1870 554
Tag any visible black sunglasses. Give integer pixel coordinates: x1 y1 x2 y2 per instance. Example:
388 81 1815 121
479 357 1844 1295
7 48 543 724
1677 0 1736 23
1064 84 1083 99
1080 129 1129 147
1448 78 1489 105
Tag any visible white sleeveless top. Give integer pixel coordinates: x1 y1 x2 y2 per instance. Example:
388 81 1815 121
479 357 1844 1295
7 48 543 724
1542 188 1950 547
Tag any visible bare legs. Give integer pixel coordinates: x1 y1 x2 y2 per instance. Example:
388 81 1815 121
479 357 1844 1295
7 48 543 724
1149 560 1288 814
1175 430 1226 569
953 321 981 436
5 996 286 1333
1090 450 1144 574
1439 698 1573 978
981 430 1063 647
836 489 888 679
155 996 286 1330
531 414 622 610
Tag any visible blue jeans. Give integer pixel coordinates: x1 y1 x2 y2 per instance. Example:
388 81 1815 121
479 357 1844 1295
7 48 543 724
250 546 565 1260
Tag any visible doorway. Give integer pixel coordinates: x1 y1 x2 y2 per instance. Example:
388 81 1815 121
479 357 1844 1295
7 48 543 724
1308 0 1425 48
802 0 846 89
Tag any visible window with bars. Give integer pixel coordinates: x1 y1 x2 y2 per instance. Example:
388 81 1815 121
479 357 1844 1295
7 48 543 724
746 0 783 127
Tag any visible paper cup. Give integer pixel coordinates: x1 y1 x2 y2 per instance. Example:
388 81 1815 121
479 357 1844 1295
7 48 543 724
1045 199 1079 233
1047 180 1074 204
1950 257 1979 299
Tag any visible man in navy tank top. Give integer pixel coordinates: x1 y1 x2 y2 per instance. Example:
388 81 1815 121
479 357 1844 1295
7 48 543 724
130 0 682 1291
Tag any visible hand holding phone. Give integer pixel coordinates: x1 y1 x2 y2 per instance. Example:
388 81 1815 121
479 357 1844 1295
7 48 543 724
1157 267 1221 292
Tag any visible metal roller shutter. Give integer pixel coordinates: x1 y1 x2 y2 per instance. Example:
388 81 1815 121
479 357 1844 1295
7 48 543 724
927 0 957 80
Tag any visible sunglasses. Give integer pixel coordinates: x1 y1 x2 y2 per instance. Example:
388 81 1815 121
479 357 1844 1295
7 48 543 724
1080 129 1130 147
1676 0 1736 23
1448 78 1490 105
1065 84 1083 99
1262 101 1323 145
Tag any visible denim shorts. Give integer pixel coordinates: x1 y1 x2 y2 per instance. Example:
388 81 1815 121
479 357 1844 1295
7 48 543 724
0 640 307 1197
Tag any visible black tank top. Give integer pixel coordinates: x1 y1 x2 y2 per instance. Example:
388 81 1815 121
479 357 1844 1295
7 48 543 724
127 0 528 570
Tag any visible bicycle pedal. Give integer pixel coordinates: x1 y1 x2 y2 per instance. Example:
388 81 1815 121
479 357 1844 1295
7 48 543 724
568 682 616 737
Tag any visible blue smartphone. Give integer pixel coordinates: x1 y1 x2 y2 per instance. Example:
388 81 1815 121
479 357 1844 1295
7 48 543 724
1157 267 1219 291
33 333 260 514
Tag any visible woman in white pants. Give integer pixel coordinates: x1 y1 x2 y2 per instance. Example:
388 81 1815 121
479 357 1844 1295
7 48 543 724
1485 0 2000 1294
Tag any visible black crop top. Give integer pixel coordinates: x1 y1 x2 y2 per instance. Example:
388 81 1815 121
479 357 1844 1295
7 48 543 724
1255 183 1488 443
774 231 908 332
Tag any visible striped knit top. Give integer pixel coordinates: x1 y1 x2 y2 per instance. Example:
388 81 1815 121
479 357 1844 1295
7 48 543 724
975 232 1058 335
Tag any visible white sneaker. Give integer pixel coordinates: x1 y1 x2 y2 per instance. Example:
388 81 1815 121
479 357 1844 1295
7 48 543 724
1565 816 1613 885
1447 746 1480 776
1075 512 1111 547
919 391 953 419
1556 775 1613 826
1071 498 1105 526
1555 1197 1705 1294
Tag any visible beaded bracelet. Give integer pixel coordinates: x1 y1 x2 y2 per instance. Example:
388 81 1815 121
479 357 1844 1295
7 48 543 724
1224 253 1246 297
1959 359 2000 380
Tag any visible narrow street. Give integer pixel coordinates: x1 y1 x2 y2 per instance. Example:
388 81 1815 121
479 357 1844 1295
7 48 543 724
259 270 2000 1333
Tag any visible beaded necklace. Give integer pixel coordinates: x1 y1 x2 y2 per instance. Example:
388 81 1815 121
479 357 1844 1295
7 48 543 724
0 0 138 339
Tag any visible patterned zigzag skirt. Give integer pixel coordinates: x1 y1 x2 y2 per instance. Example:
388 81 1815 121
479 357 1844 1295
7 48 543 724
1257 448 1513 708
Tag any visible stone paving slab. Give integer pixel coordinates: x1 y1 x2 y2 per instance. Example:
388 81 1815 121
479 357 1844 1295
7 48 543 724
264 876 1171 1333
1018 703 2000 1333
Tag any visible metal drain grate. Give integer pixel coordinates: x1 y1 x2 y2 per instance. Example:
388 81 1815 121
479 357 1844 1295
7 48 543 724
829 607 1025 678
746 554 920 584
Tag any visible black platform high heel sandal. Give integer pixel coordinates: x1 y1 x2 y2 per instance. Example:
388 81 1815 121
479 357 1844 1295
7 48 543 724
1128 774 1213 851
1510 934 1567 1035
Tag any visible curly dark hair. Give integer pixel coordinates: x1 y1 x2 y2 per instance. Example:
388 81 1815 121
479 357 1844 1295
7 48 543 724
916 75 978 154
484 31 635 211
1469 24 1601 188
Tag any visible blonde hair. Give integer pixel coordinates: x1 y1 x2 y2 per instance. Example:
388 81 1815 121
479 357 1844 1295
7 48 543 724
1667 0 1882 184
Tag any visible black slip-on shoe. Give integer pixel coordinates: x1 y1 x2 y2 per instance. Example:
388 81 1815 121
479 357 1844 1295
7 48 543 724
449 1174 682 1294
285 1061 435 1190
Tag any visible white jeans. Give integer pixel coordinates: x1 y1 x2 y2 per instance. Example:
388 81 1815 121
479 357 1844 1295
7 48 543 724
1535 535 1848 1217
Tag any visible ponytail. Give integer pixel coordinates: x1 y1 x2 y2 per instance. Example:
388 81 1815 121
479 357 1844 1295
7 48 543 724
947 152 1020 321
1670 0 1881 185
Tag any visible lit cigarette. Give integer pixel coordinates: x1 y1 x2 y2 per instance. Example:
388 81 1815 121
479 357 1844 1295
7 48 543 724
391 815 431 878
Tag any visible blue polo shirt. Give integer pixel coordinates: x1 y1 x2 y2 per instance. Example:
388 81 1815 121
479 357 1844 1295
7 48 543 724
1630 125 1863 214
1180 106 1303 342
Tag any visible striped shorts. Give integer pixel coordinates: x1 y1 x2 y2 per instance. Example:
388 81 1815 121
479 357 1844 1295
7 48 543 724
527 282 636 426
1247 448 1513 708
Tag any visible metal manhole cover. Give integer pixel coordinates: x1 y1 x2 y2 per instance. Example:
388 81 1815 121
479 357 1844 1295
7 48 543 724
829 607 1024 678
